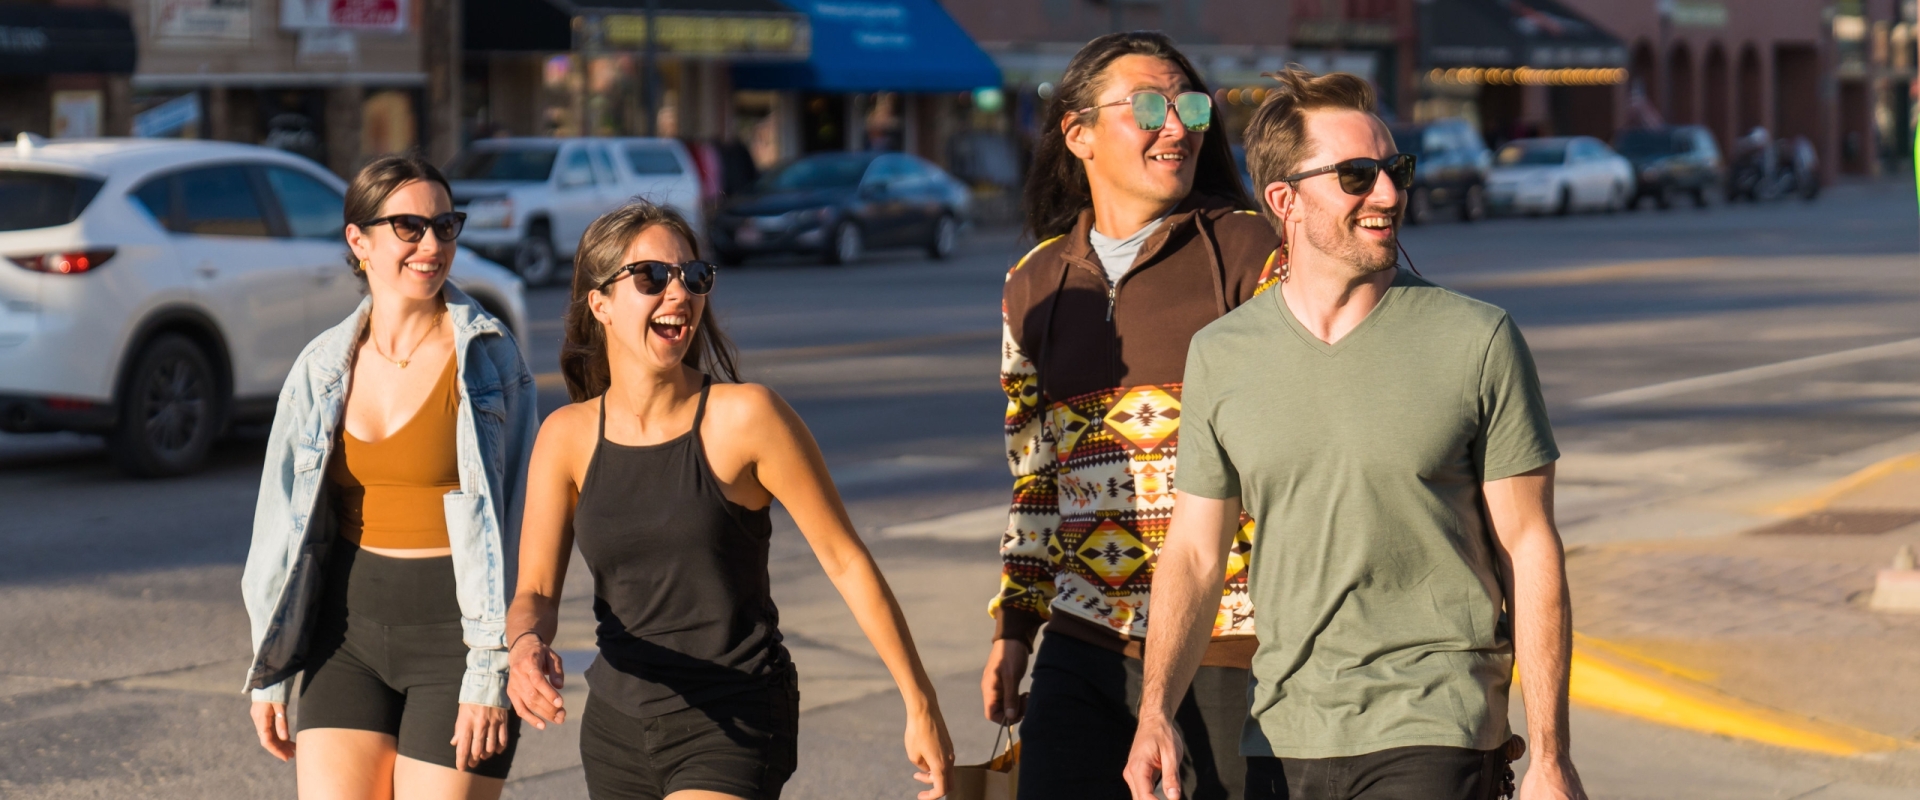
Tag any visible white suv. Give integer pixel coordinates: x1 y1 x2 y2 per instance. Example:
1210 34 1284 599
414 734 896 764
0 137 527 476
446 137 704 286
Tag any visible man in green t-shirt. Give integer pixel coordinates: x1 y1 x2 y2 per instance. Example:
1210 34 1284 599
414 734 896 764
1122 69 1588 800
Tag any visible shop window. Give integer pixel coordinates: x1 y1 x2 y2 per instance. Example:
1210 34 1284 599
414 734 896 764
362 90 418 158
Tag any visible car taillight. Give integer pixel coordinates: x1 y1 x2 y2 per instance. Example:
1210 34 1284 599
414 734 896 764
7 249 115 274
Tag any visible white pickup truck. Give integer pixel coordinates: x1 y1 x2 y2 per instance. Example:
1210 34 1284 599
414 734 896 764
446 137 704 286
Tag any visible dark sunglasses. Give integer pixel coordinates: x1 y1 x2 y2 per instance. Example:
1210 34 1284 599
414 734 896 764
596 259 718 295
1075 91 1213 133
359 212 466 243
1279 154 1417 196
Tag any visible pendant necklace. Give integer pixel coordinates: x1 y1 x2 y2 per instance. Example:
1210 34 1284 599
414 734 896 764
369 308 443 368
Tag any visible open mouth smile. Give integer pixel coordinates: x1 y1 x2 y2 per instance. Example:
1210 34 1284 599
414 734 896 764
650 313 690 344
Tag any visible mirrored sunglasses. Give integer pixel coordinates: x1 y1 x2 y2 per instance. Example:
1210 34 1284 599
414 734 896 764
597 259 718 296
1077 91 1214 133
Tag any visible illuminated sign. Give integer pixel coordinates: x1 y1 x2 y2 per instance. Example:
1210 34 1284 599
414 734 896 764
599 14 808 58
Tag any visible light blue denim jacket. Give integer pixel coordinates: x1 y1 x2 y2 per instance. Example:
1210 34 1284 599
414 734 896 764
241 285 538 708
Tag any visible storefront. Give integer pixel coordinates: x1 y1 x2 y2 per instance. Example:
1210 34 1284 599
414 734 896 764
1417 0 1628 144
131 0 435 176
0 2 136 138
731 0 999 163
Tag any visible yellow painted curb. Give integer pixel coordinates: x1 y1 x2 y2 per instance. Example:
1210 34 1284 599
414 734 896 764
1570 636 1907 756
1765 451 1920 518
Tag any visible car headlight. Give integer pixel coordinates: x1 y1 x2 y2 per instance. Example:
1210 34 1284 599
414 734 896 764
465 197 514 229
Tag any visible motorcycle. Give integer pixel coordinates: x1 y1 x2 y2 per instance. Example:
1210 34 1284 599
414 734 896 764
1727 127 1820 202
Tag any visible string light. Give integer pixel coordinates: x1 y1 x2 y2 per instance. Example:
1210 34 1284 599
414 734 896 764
1426 67 1628 86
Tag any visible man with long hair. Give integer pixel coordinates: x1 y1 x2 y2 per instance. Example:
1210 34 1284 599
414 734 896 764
1124 69 1586 800
982 30 1281 799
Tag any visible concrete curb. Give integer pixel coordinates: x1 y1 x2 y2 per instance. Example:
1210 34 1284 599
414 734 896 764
1569 633 1909 757
1765 451 1920 517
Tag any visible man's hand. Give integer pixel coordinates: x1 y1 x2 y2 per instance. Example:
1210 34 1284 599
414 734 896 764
1520 754 1587 800
979 638 1030 724
1122 711 1186 800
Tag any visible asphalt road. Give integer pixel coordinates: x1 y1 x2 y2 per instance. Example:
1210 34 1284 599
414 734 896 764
2 178 1917 799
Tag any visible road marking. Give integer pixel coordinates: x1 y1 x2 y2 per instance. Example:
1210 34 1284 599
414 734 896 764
880 505 1006 540
1573 337 1920 410
1570 634 1906 756
1445 257 1723 289
1766 451 1920 518
531 329 1000 392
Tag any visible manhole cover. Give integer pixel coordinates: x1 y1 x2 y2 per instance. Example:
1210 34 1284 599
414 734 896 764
1750 510 1920 535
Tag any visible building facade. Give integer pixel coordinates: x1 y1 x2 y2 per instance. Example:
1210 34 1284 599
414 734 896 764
0 0 137 139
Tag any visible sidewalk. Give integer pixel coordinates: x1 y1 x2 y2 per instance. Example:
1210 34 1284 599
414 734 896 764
1563 440 1920 766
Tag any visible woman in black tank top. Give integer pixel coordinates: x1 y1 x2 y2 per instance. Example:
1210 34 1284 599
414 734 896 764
503 203 955 800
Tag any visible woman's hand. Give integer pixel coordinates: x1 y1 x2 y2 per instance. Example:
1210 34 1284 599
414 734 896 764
249 701 295 761
905 704 955 800
506 634 567 730
451 703 510 771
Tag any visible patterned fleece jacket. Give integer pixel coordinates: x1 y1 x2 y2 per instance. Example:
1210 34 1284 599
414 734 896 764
992 193 1282 666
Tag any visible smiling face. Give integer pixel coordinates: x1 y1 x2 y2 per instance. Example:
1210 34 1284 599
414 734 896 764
587 223 703 374
346 179 455 304
1271 108 1404 278
1066 54 1203 211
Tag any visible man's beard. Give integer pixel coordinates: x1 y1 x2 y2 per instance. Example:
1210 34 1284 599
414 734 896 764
1300 195 1399 277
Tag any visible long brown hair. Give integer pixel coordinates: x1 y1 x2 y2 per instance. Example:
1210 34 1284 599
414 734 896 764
1022 31 1254 242
559 202 740 402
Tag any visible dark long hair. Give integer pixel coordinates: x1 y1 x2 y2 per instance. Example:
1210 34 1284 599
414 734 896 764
559 202 740 403
1022 31 1254 242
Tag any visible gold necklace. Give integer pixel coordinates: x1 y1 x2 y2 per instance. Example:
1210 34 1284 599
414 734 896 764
369 309 443 368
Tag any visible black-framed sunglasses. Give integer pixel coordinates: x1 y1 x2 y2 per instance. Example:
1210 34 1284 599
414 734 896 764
359 212 467 243
1075 91 1214 133
596 259 718 295
1279 154 1417 196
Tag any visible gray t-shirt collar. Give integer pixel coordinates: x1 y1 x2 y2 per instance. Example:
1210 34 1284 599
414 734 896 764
1088 214 1169 286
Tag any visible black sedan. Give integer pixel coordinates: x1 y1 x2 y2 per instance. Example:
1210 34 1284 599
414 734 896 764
1614 125 1723 209
710 152 971 265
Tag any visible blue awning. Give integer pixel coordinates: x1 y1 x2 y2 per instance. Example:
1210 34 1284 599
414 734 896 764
732 0 1000 93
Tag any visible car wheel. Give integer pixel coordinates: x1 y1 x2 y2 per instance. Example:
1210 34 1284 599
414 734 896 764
1554 186 1572 216
514 225 558 287
1405 187 1431 226
1457 184 1486 222
110 334 220 478
825 221 863 265
927 214 958 259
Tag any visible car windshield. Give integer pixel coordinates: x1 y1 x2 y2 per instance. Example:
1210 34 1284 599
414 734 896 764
759 155 874 191
1614 130 1679 157
1497 142 1568 166
0 170 105 232
445 147 560 182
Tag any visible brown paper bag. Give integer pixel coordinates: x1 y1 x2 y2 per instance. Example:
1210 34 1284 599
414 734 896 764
949 726 1019 800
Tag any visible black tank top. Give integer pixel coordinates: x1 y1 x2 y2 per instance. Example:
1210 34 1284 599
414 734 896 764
573 377 785 717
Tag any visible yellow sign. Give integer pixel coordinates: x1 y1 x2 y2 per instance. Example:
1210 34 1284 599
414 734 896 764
602 14 804 56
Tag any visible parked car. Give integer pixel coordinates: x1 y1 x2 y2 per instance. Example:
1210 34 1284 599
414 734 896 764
709 152 971 265
1486 136 1634 216
1613 125 1723 209
1388 118 1492 224
0 136 526 476
446 136 703 286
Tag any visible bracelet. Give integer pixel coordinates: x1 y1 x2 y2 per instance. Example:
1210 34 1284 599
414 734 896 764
509 631 546 654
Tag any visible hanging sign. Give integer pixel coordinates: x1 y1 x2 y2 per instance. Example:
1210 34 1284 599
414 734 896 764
281 0 406 32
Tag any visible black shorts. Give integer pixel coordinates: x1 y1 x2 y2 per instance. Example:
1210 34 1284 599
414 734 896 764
1246 746 1509 800
295 541 519 779
579 671 800 800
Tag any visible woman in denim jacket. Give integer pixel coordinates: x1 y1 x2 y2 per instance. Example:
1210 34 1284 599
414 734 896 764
240 155 538 798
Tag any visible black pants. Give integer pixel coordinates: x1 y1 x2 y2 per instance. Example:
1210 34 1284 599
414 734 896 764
1246 746 1507 800
1019 633 1248 800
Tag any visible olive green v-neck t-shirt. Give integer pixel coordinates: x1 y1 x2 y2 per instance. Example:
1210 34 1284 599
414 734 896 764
1177 269 1558 759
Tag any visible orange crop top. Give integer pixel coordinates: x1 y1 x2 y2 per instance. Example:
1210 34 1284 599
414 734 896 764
329 354 461 549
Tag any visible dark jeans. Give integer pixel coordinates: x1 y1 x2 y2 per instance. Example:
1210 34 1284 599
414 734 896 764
1019 633 1248 800
1246 746 1508 800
